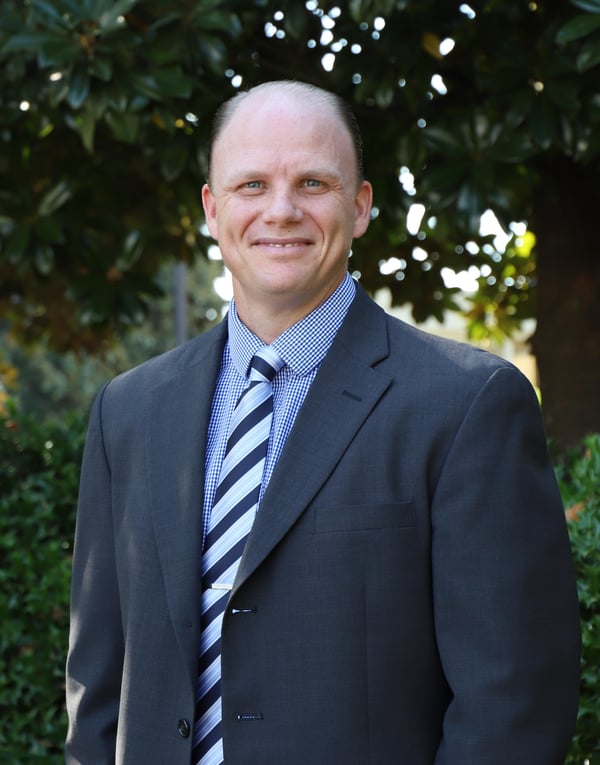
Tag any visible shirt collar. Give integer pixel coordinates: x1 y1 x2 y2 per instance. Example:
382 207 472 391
227 272 356 378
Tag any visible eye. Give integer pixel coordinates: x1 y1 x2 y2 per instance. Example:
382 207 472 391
303 179 323 188
244 180 263 189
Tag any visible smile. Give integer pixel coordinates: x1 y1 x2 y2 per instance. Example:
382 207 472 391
254 239 312 248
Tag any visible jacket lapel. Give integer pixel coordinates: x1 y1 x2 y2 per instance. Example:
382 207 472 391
234 287 392 592
146 322 227 673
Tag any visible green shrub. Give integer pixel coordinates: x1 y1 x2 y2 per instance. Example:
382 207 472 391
559 434 600 765
0 401 85 763
1 401 598 762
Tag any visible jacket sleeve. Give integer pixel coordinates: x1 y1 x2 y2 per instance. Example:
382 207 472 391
65 383 123 764
431 366 580 765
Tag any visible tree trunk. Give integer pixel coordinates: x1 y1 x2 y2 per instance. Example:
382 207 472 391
531 158 600 452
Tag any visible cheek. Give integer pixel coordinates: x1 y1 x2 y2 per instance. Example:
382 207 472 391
221 203 258 238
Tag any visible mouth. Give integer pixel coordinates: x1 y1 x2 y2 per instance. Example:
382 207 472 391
253 238 313 249
254 236 312 250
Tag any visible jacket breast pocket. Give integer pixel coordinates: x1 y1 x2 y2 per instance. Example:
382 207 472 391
313 501 415 534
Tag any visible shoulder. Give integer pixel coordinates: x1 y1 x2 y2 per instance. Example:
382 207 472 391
386 311 511 375
98 320 227 411
347 285 535 401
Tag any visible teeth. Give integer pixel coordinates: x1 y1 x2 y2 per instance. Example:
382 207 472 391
267 242 302 247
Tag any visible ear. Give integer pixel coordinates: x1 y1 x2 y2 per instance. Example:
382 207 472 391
202 183 219 240
352 180 373 239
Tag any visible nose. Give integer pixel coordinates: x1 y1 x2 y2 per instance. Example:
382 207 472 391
262 187 302 224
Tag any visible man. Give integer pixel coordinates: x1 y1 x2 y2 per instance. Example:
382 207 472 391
66 81 580 764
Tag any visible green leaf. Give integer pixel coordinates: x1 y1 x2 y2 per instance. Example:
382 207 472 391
570 0 600 11
488 132 537 163
545 79 581 111
556 13 600 44
34 215 64 244
105 111 141 142
423 126 466 154
528 98 557 149
67 66 90 109
200 35 227 74
197 11 242 35
375 84 394 108
78 108 97 152
1 31 66 53
154 67 193 100
281 4 309 39
89 55 112 81
423 161 469 195
128 72 163 101
3 222 30 260
38 37 79 68
34 244 55 275
82 0 113 19
577 35 600 70
38 180 72 216
98 0 138 33
160 140 188 182
115 230 144 270
30 0 71 31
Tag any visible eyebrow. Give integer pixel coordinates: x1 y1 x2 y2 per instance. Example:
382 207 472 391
225 167 345 185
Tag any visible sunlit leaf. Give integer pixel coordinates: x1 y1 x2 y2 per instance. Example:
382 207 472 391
422 32 442 60
98 0 137 33
34 244 54 275
569 0 600 12
38 180 72 216
115 230 144 270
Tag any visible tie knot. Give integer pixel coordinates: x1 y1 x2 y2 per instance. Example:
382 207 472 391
249 346 285 383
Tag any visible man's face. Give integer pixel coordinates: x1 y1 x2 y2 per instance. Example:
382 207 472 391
202 90 372 330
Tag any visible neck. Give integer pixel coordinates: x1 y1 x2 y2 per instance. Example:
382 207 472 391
232 279 345 344
234 303 307 344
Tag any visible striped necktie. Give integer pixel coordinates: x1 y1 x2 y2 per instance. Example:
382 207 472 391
193 345 285 765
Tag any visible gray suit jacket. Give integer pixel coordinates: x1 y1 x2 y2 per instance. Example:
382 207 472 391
66 285 580 764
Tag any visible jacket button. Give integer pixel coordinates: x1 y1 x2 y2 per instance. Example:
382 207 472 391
177 719 191 738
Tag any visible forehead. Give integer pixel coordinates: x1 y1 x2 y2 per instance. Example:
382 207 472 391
211 91 356 181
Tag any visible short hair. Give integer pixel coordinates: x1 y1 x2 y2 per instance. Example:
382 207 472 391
207 80 365 185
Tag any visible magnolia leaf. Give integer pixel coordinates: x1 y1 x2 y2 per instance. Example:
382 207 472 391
577 37 600 70
105 111 141 143
2 31 66 53
67 66 90 109
423 126 466 154
34 244 54 275
38 181 72 217
30 0 71 31
556 13 600 44
78 108 96 152
97 0 137 33
569 0 600 11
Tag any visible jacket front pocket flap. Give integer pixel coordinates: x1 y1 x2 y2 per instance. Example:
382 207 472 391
314 501 415 534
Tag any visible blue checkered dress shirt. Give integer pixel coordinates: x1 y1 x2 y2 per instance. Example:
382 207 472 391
202 272 356 536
